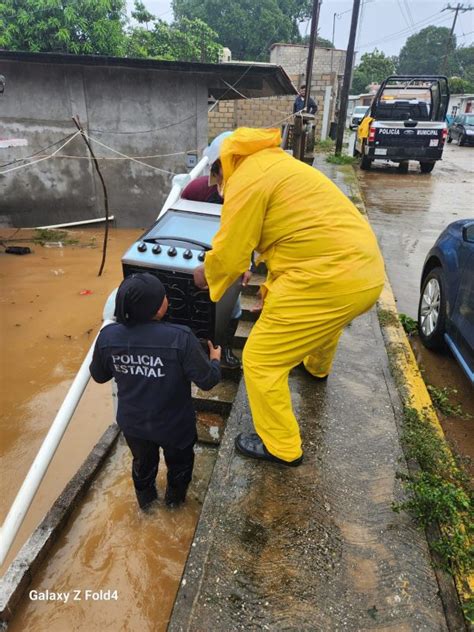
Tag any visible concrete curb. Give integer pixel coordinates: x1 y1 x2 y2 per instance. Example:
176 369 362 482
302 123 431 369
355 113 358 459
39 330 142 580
0 423 120 625
345 162 472 629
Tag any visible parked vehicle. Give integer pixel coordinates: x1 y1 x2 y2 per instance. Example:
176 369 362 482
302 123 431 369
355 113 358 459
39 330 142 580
350 106 369 130
354 75 450 173
447 113 474 146
418 219 474 385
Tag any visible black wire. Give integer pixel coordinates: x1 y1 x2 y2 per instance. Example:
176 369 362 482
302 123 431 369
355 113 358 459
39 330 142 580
88 112 202 134
0 132 77 169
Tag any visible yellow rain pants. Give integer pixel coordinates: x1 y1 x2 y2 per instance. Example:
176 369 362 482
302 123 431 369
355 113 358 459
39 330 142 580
243 284 383 461
204 128 385 462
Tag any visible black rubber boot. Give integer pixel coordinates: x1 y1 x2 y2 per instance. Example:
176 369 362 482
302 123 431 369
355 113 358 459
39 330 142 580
235 433 303 467
165 483 189 508
220 318 241 369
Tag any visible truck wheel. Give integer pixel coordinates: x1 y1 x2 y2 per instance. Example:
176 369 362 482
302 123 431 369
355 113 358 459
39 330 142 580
419 162 435 174
360 155 372 170
398 161 409 174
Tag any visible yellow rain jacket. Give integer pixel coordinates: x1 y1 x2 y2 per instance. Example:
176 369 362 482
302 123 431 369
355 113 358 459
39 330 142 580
205 127 384 302
357 115 374 141
204 128 385 462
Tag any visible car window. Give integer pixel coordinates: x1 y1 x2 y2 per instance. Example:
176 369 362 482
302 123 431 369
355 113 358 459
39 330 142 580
465 224 474 243
465 115 474 125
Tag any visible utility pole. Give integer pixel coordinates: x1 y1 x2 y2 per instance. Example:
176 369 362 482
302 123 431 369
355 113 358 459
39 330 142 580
335 0 361 156
304 0 322 113
441 3 473 74
294 0 322 161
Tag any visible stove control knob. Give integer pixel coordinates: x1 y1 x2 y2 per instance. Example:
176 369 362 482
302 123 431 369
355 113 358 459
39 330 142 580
168 247 177 257
183 249 193 260
137 241 147 252
152 244 162 255
198 251 206 262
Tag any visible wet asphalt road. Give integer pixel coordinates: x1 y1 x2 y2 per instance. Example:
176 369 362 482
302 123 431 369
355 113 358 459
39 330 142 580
355 141 473 318
354 139 474 466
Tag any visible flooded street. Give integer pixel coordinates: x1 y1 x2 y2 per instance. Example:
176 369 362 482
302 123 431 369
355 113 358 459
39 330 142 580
0 226 224 630
0 227 141 571
356 143 474 470
8 439 216 632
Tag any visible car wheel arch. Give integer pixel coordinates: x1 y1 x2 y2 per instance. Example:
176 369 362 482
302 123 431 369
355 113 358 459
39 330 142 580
420 256 442 290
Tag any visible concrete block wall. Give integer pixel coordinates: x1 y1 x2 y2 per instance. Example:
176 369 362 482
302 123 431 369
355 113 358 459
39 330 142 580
270 44 346 79
208 45 346 141
208 95 295 138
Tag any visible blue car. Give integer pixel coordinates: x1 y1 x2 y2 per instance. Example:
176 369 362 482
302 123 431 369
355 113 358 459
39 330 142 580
417 219 474 384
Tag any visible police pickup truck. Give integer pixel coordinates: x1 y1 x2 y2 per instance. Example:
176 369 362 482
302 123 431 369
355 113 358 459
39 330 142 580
354 75 449 173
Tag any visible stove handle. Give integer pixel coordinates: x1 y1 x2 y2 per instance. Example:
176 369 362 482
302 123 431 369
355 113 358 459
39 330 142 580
144 236 210 251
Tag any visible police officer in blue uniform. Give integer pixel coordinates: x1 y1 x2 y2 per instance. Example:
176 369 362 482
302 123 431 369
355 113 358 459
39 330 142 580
90 273 221 510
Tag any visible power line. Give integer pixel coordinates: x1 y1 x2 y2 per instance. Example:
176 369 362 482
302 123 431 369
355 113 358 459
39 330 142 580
396 0 414 32
358 11 451 50
441 3 474 73
403 0 416 28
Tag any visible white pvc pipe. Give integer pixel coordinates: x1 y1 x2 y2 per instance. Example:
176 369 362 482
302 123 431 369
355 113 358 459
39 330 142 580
157 156 209 220
0 319 115 567
34 216 115 230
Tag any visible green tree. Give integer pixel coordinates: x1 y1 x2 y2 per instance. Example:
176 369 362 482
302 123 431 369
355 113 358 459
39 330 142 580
448 75 474 94
351 49 397 94
127 17 222 63
398 26 453 75
131 0 155 29
0 0 127 55
172 0 313 60
453 45 474 88
301 34 335 48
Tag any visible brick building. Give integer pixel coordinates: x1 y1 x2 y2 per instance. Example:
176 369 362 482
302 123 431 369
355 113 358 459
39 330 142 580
208 44 347 141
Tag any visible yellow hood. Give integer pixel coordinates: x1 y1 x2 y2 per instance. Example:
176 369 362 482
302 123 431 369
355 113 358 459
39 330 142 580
220 127 281 182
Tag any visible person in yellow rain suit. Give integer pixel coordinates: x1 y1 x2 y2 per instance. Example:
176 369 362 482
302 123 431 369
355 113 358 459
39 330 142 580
194 128 385 466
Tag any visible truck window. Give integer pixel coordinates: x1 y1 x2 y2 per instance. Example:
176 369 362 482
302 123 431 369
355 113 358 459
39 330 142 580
374 100 430 121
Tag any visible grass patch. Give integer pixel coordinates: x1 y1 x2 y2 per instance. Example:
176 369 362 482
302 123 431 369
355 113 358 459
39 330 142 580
399 313 418 335
377 308 399 328
348 193 363 208
326 154 357 165
33 228 79 246
426 385 470 419
315 139 335 153
393 406 473 580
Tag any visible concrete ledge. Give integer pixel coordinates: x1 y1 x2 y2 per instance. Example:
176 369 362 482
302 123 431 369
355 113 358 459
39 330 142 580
0 423 120 624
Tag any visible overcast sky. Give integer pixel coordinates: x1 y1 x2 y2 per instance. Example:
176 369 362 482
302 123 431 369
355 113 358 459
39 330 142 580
126 0 474 59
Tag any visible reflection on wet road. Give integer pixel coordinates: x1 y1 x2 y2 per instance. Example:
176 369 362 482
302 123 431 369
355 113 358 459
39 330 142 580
355 143 474 470
357 143 473 318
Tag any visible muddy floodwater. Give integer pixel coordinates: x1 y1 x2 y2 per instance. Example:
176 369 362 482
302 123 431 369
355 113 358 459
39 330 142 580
0 227 139 571
1 227 221 630
8 439 216 632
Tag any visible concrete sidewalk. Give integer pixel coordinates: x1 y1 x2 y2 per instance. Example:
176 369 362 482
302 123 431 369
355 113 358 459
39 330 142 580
168 158 449 631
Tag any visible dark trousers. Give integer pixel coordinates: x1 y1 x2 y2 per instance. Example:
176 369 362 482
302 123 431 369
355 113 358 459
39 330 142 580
123 434 195 509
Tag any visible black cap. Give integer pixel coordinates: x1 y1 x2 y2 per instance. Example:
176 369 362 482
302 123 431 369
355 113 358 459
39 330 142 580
115 272 166 325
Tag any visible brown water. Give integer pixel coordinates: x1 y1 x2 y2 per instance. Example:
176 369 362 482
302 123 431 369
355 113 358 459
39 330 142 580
0 227 141 571
8 438 216 632
1 227 222 630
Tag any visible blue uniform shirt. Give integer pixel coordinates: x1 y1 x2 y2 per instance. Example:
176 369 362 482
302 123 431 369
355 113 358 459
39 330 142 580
90 321 221 448
293 94 318 115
